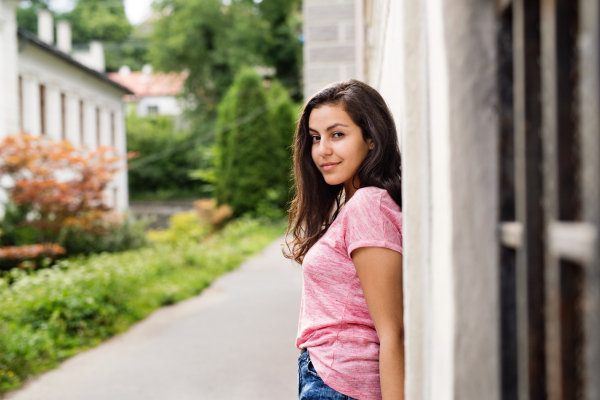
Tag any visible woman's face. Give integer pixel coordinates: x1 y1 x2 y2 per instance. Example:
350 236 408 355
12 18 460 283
308 104 371 196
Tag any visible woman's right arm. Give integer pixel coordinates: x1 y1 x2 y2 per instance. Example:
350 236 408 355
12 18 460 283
352 246 404 400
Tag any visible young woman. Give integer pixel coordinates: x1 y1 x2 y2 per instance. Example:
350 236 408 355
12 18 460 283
284 80 404 400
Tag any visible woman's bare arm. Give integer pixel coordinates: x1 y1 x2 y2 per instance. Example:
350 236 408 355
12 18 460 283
352 247 404 400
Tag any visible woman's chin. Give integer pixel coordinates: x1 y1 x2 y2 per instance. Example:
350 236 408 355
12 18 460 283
322 175 345 186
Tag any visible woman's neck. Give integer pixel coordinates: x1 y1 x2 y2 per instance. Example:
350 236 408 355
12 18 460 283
344 176 361 200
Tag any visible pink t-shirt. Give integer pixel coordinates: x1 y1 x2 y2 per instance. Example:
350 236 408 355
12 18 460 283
296 186 403 400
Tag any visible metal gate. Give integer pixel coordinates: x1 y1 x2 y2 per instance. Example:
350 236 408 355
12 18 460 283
496 0 600 399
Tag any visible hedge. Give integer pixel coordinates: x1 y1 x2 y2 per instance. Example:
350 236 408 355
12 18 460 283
0 218 284 393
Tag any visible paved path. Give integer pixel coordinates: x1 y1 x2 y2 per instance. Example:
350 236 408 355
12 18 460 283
5 239 302 400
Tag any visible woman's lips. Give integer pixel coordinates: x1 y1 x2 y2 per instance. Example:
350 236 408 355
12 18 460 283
321 162 340 171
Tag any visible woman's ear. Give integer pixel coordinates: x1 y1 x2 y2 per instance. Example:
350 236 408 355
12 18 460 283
367 138 374 150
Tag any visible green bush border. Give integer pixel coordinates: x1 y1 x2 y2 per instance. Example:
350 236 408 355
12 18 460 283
0 218 284 393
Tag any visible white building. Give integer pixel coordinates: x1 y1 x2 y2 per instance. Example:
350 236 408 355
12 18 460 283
304 1 600 400
0 2 132 211
108 65 188 119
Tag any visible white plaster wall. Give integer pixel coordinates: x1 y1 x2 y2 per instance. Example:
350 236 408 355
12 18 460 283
17 42 129 210
22 74 41 136
65 91 80 145
425 0 455 398
46 84 61 140
0 0 19 139
99 108 111 146
83 100 96 149
136 95 181 117
361 0 500 399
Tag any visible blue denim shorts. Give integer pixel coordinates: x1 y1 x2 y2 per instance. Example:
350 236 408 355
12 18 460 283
298 350 357 400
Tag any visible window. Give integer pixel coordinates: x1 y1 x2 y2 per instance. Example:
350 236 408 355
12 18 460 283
40 84 46 135
61 93 66 140
147 105 158 116
18 76 23 132
497 0 600 399
96 107 101 147
79 100 84 145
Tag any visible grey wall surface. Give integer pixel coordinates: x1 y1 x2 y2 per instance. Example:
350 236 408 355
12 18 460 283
303 0 358 99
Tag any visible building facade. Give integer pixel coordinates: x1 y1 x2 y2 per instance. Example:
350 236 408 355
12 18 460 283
108 65 188 133
303 1 600 400
0 1 131 211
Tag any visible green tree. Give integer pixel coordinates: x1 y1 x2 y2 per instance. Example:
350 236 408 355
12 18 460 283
149 0 268 117
215 68 296 216
126 114 210 200
16 1 50 34
268 80 297 205
258 0 303 95
66 0 132 44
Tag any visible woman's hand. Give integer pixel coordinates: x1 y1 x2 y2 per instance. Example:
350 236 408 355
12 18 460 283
352 247 404 400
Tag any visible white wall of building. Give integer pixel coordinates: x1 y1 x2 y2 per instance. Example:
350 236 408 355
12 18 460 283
0 22 131 212
136 95 182 117
0 0 19 210
0 0 19 139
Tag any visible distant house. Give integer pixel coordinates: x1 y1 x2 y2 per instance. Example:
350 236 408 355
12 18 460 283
0 3 132 211
108 65 188 121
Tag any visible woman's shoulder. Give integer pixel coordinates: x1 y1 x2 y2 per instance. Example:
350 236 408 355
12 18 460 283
349 187 400 213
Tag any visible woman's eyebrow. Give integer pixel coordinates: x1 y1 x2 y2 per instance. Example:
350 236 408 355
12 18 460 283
308 123 349 134
326 123 348 131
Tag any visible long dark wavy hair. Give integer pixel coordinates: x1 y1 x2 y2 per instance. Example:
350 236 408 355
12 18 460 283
284 79 402 264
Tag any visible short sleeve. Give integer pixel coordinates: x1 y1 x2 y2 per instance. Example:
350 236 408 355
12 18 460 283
344 188 403 258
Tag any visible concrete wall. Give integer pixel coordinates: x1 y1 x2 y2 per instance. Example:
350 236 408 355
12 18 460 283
305 0 501 398
302 0 359 99
365 0 501 398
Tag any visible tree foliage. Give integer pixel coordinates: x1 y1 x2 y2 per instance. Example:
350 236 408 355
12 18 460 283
215 68 296 216
149 0 302 118
126 114 211 200
149 0 268 114
0 133 128 265
66 0 132 44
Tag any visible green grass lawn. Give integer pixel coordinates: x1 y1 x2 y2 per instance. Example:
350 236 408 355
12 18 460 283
0 218 285 393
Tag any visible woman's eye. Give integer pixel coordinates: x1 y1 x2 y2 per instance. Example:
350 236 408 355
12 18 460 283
311 136 321 142
332 132 344 138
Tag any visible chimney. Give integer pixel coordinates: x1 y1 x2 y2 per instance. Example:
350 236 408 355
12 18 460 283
89 41 106 73
56 20 72 53
119 65 131 76
37 9 54 45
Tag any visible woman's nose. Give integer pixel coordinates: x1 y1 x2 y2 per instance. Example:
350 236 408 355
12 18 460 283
317 139 332 157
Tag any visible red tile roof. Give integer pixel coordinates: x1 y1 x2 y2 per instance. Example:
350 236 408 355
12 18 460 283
107 71 187 98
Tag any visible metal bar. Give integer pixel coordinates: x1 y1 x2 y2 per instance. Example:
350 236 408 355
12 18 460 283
547 222 597 265
498 6 518 399
514 1 546 399
501 222 523 248
497 0 513 14
578 0 600 398
540 1 562 399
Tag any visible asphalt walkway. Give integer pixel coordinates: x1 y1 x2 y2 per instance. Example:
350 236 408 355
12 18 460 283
5 238 302 400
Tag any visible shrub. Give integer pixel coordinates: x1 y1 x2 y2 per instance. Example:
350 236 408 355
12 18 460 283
58 215 148 256
146 199 233 245
146 210 207 244
0 133 126 241
126 114 211 200
214 68 296 216
0 218 284 393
